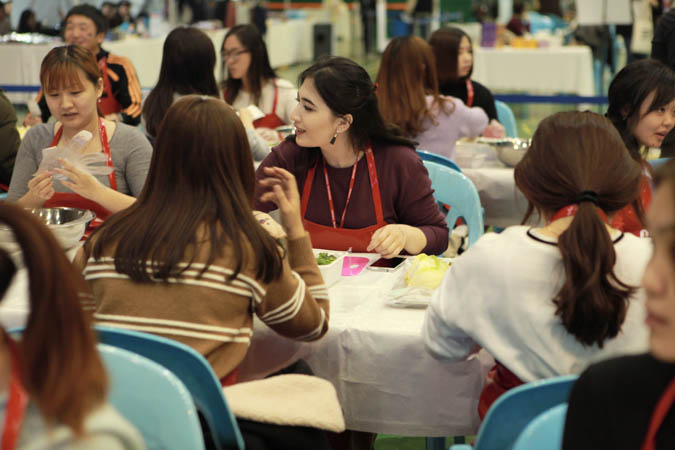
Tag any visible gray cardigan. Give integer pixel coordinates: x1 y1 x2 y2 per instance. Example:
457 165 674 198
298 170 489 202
7 122 152 201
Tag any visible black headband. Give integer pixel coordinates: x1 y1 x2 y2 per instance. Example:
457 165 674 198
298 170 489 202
576 190 599 206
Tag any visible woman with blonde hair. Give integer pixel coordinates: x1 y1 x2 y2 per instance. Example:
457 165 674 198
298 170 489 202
376 35 488 160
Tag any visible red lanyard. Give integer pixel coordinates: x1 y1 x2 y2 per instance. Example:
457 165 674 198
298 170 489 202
51 118 117 191
323 153 360 228
549 205 608 224
640 377 675 450
465 79 474 107
1 338 29 450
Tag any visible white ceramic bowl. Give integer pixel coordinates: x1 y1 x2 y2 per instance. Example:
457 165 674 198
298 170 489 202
313 249 346 287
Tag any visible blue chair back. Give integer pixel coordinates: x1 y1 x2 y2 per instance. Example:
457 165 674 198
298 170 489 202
465 375 577 450
495 101 518 138
422 159 484 247
96 326 245 450
99 343 206 450
650 157 672 171
417 150 461 172
512 404 568 450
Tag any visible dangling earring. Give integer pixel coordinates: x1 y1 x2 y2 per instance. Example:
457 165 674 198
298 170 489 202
330 131 338 145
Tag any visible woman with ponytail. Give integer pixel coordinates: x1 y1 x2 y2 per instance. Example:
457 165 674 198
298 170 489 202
0 203 143 449
423 111 651 418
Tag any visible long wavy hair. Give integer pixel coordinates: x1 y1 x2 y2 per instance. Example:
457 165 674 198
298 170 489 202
142 27 220 138
89 95 284 283
515 111 643 347
376 36 453 137
0 204 107 435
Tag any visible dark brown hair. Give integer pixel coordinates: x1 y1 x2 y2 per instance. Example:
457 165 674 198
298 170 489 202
0 204 107 434
607 59 675 160
515 111 643 347
376 36 453 137
222 24 277 106
428 27 472 85
89 95 284 283
143 27 220 138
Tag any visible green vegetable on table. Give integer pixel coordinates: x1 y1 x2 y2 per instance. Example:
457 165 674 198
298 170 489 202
316 252 338 266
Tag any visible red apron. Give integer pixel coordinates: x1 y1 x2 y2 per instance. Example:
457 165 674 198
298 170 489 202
477 361 523 419
1 338 29 450
465 79 475 107
252 81 286 130
97 56 124 116
640 377 675 450
611 174 651 236
301 146 387 252
44 119 117 230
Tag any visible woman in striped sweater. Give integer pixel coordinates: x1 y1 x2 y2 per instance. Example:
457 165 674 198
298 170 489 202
75 95 330 386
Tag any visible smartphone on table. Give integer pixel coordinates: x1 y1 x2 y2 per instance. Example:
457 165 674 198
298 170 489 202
367 256 406 272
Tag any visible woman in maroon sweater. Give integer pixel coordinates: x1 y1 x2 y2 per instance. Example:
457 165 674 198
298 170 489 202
255 57 449 257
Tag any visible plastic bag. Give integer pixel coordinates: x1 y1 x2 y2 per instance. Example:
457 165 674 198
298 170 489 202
38 130 113 180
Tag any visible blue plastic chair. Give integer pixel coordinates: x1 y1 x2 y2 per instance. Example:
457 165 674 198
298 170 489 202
495 101 518 138
449 375 577 450
422 159 484 247
512 404 568 450
96 326 245 450
417 150 462 172
99 344 206 450
650 157 672 171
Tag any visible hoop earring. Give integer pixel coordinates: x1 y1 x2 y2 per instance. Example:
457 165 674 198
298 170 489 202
330 132 338 145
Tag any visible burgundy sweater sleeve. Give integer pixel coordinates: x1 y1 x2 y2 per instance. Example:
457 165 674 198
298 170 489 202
254 141 303 212
383 146 449 255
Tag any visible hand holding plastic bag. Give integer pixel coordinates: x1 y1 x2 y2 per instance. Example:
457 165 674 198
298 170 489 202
38 130 113 181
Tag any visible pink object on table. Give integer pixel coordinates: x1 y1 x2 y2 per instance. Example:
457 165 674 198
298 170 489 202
341 256 370 276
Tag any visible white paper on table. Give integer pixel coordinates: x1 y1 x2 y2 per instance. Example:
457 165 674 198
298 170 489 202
38 130 113 180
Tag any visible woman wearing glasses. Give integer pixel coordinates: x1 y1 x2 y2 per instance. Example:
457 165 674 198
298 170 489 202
221 24 297 134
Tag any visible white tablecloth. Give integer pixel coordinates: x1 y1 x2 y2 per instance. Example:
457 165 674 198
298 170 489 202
455 142 532 228
2 251 494 436
472 45 595 96
238 255 494 437
1 20 313 103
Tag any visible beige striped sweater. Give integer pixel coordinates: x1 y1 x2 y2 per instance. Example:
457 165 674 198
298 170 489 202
76 234 329 380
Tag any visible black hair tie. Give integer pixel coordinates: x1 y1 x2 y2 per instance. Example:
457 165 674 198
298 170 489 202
576 190 599 206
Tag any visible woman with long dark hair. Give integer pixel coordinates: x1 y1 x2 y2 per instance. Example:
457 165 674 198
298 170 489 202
255 56 449 257
376 36 488 160
606 59 675 235
429 27 505 137
221 24 297 131
79 95 328 387
0 203 143 448
424 111 651 418
142 26 269 159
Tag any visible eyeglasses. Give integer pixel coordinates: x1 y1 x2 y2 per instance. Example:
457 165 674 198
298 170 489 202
222 49 250 60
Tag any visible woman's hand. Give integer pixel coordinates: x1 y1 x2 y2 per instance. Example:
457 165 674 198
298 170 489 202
367 224 407 258
255 127 281 144
26 170 55 203
483 119 506 138
53 158 105 202
22 112 43 127
257 167 305 239
367 224 428 258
